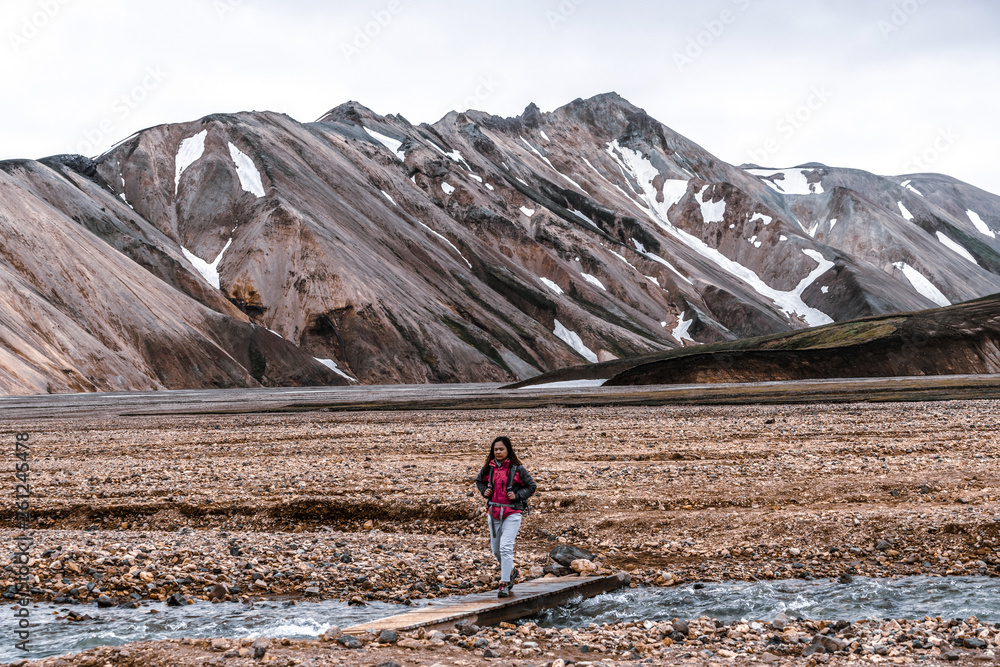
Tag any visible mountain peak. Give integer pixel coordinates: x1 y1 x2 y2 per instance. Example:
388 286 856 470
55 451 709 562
316 101 379 125
521 102 542 128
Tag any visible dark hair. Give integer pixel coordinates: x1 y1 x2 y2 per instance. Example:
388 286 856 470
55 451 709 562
484 435 522 468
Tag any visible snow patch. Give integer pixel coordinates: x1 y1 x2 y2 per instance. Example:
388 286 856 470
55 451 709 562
746 168 824 195
779 235 788 241
380 190 396 206
901 180 923 196
897 201 915 221
467 173 483 183
415 220 471 268
967 210 995 238
363 127 406 161
516 177 529 186
628 240 691 284
540 130 550 142
181 237 232 290
605 140 688 224
538 277 563 294
315 358 358 383
515 378 608 391
892 262 950 307
829 217 838 229
520 379 608 390
580 273 606 291
672 311 694 343
750 212 773 226
520 206 535 217
609 250 637 271
698 185 726 223
441 182 455 195
427 141 472 170
484 182 495 191
228 143 266 198
174 130 208 195
821 286 829 294
748 235 762 248
601 146 859 300
645 252 693 285
553 319 598 364
571 209 598 228
679 238 834 326
935 231 978 265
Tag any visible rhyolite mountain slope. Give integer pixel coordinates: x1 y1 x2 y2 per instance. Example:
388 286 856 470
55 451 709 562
1 93 999 393
0 156 346 394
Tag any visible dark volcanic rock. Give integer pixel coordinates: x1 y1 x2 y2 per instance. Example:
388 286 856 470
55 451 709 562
549 544 595 566
599 295 1000 386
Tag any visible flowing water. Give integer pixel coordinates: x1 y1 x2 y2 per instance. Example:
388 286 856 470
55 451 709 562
2 576 997 661
531 576 1000 627
0 598 402 661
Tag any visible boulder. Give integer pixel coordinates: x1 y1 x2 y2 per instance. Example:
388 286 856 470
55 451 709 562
771 611 791 630
550 545 595 566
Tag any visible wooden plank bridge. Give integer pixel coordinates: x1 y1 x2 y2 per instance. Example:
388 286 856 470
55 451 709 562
345 572 630 634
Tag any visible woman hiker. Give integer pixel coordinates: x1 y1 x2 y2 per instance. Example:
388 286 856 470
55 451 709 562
475 436 537 598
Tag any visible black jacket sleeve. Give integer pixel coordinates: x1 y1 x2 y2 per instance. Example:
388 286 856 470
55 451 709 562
513 465 537 502
475 465 491 496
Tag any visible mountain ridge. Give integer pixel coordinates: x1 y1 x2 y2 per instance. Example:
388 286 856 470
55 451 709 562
1 92 998 394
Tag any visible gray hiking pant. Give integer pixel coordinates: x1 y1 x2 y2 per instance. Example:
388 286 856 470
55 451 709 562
488 511 522 583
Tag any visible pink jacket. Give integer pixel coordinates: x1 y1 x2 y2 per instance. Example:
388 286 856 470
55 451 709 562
487 459 522 521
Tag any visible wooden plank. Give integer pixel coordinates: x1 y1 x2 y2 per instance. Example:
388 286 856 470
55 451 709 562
344 572 630 634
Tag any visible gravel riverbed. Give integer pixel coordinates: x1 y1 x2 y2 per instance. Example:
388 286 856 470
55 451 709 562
1 399 998 665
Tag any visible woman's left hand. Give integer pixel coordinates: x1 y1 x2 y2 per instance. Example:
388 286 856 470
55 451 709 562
507 491 516 501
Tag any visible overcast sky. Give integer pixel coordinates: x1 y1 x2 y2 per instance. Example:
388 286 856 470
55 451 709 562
4 0 999 193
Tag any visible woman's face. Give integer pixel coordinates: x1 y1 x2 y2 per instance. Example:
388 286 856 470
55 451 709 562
493 441 508 462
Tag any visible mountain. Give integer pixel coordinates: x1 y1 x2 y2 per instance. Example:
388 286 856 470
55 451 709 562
509 294 1000 387
1 93 999 393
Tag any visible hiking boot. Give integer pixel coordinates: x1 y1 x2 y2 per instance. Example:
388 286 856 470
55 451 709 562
509 567 519 592
497 582 509 598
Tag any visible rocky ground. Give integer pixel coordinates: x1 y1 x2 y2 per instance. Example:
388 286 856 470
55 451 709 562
2 399 1000 665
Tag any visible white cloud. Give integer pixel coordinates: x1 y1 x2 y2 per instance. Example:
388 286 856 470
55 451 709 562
1 1 997 194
